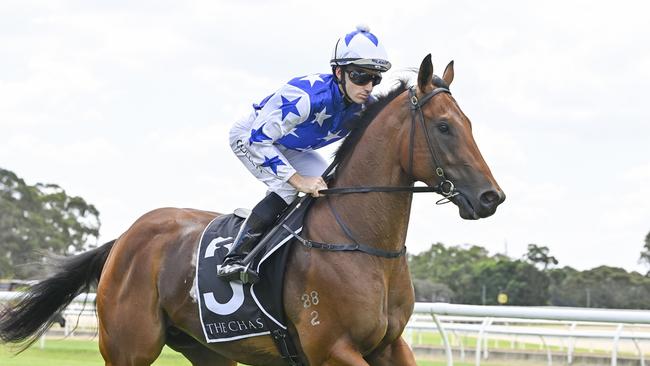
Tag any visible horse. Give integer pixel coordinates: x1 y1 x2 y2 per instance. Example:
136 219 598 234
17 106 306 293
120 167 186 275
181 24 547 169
0 54 505 365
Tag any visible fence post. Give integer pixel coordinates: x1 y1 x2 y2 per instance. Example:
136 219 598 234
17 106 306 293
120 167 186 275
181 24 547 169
567 322 577 365
432 313 453 366
632 338 645 366
611 324 623 366
539 335 552 366
475 317 492 366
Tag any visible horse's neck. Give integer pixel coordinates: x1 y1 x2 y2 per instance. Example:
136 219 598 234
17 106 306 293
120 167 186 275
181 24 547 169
328 100 413 251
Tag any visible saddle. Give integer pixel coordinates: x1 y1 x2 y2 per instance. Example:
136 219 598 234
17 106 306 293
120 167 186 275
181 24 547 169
195 195 313 364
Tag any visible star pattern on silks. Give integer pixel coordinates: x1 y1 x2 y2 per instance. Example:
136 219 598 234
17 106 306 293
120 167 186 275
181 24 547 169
300 74 324 87
249 123 272 144
300 144 316 151
286 128 299 137
321 130 343 142
261 155 286 175
280 96 301 120
312 107 332 127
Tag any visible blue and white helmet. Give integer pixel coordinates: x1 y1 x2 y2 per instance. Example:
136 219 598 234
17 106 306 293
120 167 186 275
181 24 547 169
330 25 391 72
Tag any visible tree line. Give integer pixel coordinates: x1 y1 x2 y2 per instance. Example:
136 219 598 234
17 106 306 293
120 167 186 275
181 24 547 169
410 241 650 309
0 167 100 278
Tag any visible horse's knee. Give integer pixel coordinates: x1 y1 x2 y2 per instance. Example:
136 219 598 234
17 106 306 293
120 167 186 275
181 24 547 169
366 337 417 366
317 341 371 366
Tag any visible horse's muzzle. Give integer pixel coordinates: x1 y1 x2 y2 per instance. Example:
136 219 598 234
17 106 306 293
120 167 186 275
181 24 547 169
476 189 506 218
453 188 505 220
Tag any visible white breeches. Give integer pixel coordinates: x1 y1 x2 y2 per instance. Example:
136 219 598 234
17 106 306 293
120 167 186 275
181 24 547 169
229 111 328 204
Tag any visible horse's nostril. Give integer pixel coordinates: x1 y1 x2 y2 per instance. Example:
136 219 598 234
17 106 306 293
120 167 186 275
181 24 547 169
480 190 500 206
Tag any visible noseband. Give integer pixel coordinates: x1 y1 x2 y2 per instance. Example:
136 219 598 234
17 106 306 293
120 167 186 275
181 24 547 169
321 85 459 205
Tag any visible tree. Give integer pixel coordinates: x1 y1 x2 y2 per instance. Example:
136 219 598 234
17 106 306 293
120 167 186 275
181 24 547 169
409 242 491 282
0 168 100 279
412 279 454 302
462 259 550 305
549 266 650 309
409 243 552 305
409 243 492 303
640 231 650 273
525 243 558 270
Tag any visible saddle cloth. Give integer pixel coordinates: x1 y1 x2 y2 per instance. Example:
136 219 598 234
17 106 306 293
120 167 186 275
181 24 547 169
195 196 312 343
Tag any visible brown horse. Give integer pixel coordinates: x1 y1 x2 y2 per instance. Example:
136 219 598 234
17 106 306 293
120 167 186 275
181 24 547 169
0 54 504 365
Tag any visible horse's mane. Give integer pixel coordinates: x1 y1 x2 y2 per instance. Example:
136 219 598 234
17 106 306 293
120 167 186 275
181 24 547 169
332 80 409 168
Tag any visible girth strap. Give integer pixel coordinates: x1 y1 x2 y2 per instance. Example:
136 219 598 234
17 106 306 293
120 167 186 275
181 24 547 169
270 329 303 366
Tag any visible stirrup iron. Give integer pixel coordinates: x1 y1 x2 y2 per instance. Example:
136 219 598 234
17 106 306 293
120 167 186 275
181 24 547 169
217 260 259 284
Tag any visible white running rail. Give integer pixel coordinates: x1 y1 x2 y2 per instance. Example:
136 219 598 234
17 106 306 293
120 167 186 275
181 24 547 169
3 293 650 365
410 302 650 366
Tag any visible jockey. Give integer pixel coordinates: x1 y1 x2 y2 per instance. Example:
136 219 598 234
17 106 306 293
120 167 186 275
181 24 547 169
219 25 391 283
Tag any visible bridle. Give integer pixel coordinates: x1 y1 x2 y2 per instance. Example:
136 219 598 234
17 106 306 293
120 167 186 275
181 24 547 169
408 85 460 204
320 85 459 205
291 84 462 259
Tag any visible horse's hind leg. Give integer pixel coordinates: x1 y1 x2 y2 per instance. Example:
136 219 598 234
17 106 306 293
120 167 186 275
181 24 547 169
166 327 236 366
175 345 236 366
96 238 167 365
98 298 166 366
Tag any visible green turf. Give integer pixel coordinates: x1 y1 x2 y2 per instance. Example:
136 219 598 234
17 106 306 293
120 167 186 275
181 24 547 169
0 339 188 366
0 339 518 366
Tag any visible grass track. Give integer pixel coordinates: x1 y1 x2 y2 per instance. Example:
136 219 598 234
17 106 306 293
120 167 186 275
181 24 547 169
0 339 518 366
1 339 186 366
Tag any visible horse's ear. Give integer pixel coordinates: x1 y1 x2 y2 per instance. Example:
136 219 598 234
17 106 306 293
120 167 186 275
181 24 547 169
418 54 434 92
443 60 455 86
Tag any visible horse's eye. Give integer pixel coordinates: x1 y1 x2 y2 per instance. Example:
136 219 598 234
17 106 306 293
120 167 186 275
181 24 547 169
437 123 450 134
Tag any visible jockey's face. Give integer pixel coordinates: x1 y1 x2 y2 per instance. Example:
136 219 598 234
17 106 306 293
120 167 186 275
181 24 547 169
336 67 380 104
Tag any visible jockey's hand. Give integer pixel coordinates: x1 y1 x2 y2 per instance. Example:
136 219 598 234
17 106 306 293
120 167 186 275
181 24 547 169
288 173 328 197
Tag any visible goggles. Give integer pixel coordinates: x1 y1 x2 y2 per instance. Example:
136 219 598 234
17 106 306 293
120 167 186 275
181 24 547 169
347 69 382 86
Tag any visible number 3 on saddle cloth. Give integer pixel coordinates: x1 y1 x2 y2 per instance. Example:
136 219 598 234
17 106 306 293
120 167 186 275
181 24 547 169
195 195 312 361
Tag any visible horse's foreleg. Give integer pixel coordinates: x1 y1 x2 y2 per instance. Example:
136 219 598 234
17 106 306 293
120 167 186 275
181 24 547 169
365 337 417 366
315 341 371 366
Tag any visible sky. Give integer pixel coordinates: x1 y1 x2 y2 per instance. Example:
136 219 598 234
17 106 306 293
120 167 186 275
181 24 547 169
1 0 649 273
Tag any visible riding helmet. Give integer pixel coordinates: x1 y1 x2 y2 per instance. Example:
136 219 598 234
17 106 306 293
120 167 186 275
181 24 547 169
330 25 391 72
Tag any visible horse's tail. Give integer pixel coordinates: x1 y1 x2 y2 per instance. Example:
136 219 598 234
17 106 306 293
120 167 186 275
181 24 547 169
0 240 116 349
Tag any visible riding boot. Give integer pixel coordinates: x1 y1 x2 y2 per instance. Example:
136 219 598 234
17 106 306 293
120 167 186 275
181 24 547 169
217 192 288 283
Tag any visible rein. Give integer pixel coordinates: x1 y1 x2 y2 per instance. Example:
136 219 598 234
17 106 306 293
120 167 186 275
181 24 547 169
294 85 459 259
319 86 459 205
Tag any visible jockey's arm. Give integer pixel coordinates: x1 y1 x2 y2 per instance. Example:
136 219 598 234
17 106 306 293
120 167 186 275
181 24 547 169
247 85 327 197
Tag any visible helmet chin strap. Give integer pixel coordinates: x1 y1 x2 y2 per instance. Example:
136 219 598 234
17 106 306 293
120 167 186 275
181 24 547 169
334 66 355 105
